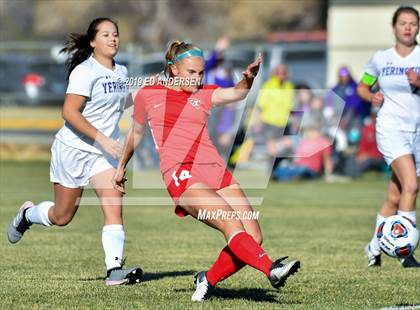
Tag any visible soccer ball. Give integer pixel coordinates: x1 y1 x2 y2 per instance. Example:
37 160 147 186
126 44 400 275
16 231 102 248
377 215 419 258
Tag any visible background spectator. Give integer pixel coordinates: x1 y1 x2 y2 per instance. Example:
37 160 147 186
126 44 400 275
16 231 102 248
344 108 386 178
252 64 295 168
272 124 333 181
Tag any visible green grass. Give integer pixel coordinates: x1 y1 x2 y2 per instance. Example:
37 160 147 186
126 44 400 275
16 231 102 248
0 160 419 309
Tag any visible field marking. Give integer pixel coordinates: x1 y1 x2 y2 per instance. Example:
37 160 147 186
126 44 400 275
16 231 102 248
381 305 420 310
79 196 264 206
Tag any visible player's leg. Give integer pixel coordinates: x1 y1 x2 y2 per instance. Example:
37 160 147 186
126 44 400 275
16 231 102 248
390 154 420 267
181 184 266 301
7 183 83 243
204 184 260 287
89 167 142 285
365 173 401 266
180 184 299 301
7 139 93 243
212 184 298 285
217 184 263 243
49 184 84 225
180 184 246 238
391 154 418 215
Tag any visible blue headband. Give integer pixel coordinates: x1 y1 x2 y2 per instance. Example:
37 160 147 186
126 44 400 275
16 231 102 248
167 48 204 65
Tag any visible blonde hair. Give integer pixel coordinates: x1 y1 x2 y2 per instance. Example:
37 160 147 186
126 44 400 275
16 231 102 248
164 40 198 77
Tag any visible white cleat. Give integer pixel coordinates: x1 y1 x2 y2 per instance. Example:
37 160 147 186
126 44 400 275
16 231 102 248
269 256 300 289
191 271 214 302
7 201 34 244
364 243 381 267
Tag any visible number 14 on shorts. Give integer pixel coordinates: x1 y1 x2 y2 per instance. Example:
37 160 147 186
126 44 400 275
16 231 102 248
172 169 192 187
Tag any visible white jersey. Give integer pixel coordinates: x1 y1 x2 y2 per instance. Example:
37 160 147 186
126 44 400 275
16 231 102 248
364 46 420 132
55 55 129 154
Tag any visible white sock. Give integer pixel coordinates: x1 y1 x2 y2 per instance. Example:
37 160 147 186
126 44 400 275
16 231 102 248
369 213 386 255
102 224 125 271
397 210 416 224
25 201 53 226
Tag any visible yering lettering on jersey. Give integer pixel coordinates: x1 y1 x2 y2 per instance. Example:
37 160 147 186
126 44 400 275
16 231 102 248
102 80 128 94
380 66 420 77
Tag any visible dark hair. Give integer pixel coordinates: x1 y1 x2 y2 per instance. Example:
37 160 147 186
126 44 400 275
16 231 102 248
164 40 198 77
60 17 118 80
392 6 419 26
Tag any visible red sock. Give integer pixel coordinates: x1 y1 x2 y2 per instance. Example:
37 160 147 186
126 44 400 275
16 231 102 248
227 231 272 277
206 246 246 286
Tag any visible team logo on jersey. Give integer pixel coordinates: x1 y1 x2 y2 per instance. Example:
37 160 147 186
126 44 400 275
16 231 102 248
188 98 201 109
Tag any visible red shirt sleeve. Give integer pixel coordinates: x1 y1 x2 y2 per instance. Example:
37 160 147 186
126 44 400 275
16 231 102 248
200 84 219 111
203 84 220 96
203 84 220 91
132 88 147 124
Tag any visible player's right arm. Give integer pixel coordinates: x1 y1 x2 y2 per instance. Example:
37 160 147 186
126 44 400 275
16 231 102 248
357 77 384 107
357 52 384 107
62 94 122 158
113 121 146 193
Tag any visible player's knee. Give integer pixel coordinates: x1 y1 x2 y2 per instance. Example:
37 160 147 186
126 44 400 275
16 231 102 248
387 192 401 207
402 182 419 197
54 215 74 226
219 218 244 234
50 210 76 226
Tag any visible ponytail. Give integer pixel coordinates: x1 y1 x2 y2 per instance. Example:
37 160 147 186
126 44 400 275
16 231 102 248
61 33 92 80
164 40 199 77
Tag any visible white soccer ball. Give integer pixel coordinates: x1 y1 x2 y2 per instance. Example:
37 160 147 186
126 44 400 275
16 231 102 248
377 215 419 258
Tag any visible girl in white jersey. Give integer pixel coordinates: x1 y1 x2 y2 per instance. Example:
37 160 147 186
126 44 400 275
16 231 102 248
357 6 420 268
7 18 142 284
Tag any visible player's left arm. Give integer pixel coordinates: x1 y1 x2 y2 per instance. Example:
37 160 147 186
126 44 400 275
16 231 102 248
113 121 146 193
125 94 134 109
211 54 262 106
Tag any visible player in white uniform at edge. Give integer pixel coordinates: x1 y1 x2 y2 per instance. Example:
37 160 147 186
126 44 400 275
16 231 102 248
7 17 143 284
357 6 420 268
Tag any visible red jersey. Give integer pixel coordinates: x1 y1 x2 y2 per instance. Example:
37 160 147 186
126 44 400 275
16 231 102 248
358 123 382 159
133 84 225 174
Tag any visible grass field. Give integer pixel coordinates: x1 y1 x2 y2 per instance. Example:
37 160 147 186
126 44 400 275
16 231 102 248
0 160 419 309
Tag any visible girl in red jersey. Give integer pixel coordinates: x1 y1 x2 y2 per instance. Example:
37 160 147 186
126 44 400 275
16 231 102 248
114 41 300 301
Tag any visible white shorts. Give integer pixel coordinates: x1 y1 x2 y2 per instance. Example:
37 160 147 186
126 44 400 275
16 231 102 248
376 124 420 176
50 139 118 188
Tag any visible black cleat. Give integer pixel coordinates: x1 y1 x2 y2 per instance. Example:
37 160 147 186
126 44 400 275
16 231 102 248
105 259 143 286
400 255 420 268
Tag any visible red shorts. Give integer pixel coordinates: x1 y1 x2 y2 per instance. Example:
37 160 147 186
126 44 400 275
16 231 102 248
163 162 238 217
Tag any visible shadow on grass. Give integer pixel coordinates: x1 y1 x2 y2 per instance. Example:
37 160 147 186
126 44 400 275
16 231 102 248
214 287 279 303
175 287 297 304
80 270 195 282
142 270 195 282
